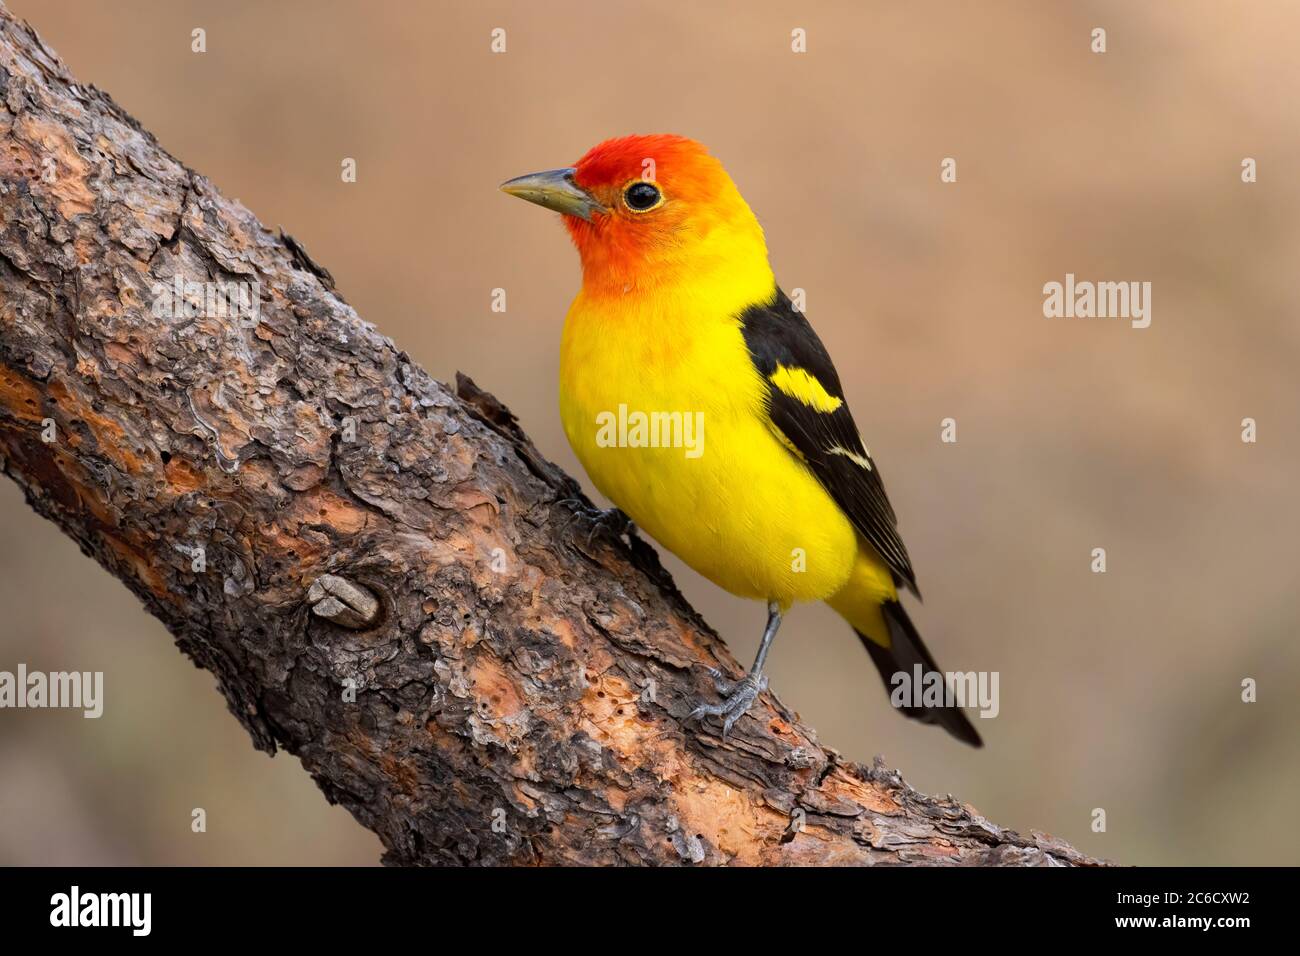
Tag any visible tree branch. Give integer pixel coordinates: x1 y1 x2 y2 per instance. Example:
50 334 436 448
0 3 1104 866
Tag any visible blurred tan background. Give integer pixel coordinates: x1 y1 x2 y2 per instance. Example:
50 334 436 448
1 0 1296 866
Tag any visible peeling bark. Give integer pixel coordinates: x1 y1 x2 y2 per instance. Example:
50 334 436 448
0 4 1105 866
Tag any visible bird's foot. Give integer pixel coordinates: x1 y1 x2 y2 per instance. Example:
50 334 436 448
558 498 634 547
690 668 768 739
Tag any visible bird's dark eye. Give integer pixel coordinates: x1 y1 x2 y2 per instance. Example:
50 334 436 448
623 181 663 212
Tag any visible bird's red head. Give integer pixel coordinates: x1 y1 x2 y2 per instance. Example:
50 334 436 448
502 134 768 295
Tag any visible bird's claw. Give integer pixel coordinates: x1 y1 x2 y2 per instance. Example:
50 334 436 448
704 666 736 695
558 498 634 547
689 670 768 739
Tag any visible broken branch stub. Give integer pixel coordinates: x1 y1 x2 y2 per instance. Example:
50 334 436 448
308 574 381 630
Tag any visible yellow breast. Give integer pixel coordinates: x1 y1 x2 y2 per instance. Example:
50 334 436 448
558 281 859 606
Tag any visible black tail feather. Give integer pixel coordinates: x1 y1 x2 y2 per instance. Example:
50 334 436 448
857 601 983 747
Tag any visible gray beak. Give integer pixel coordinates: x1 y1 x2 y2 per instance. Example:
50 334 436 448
500 167 606 222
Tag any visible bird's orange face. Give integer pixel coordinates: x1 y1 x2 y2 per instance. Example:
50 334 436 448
502 134 761 294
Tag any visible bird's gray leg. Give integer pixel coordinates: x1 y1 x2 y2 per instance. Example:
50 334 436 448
691 601 782 738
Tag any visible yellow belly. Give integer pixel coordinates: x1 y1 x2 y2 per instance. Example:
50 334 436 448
559 288 860 605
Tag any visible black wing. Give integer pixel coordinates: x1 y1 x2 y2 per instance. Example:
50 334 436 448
739 287 919 595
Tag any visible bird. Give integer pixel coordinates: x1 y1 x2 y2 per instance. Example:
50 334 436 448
500 134 981 746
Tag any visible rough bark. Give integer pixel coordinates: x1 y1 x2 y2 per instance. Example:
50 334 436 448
0 4 1104 866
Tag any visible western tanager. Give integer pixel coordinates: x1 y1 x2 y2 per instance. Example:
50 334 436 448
502 134 981 746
